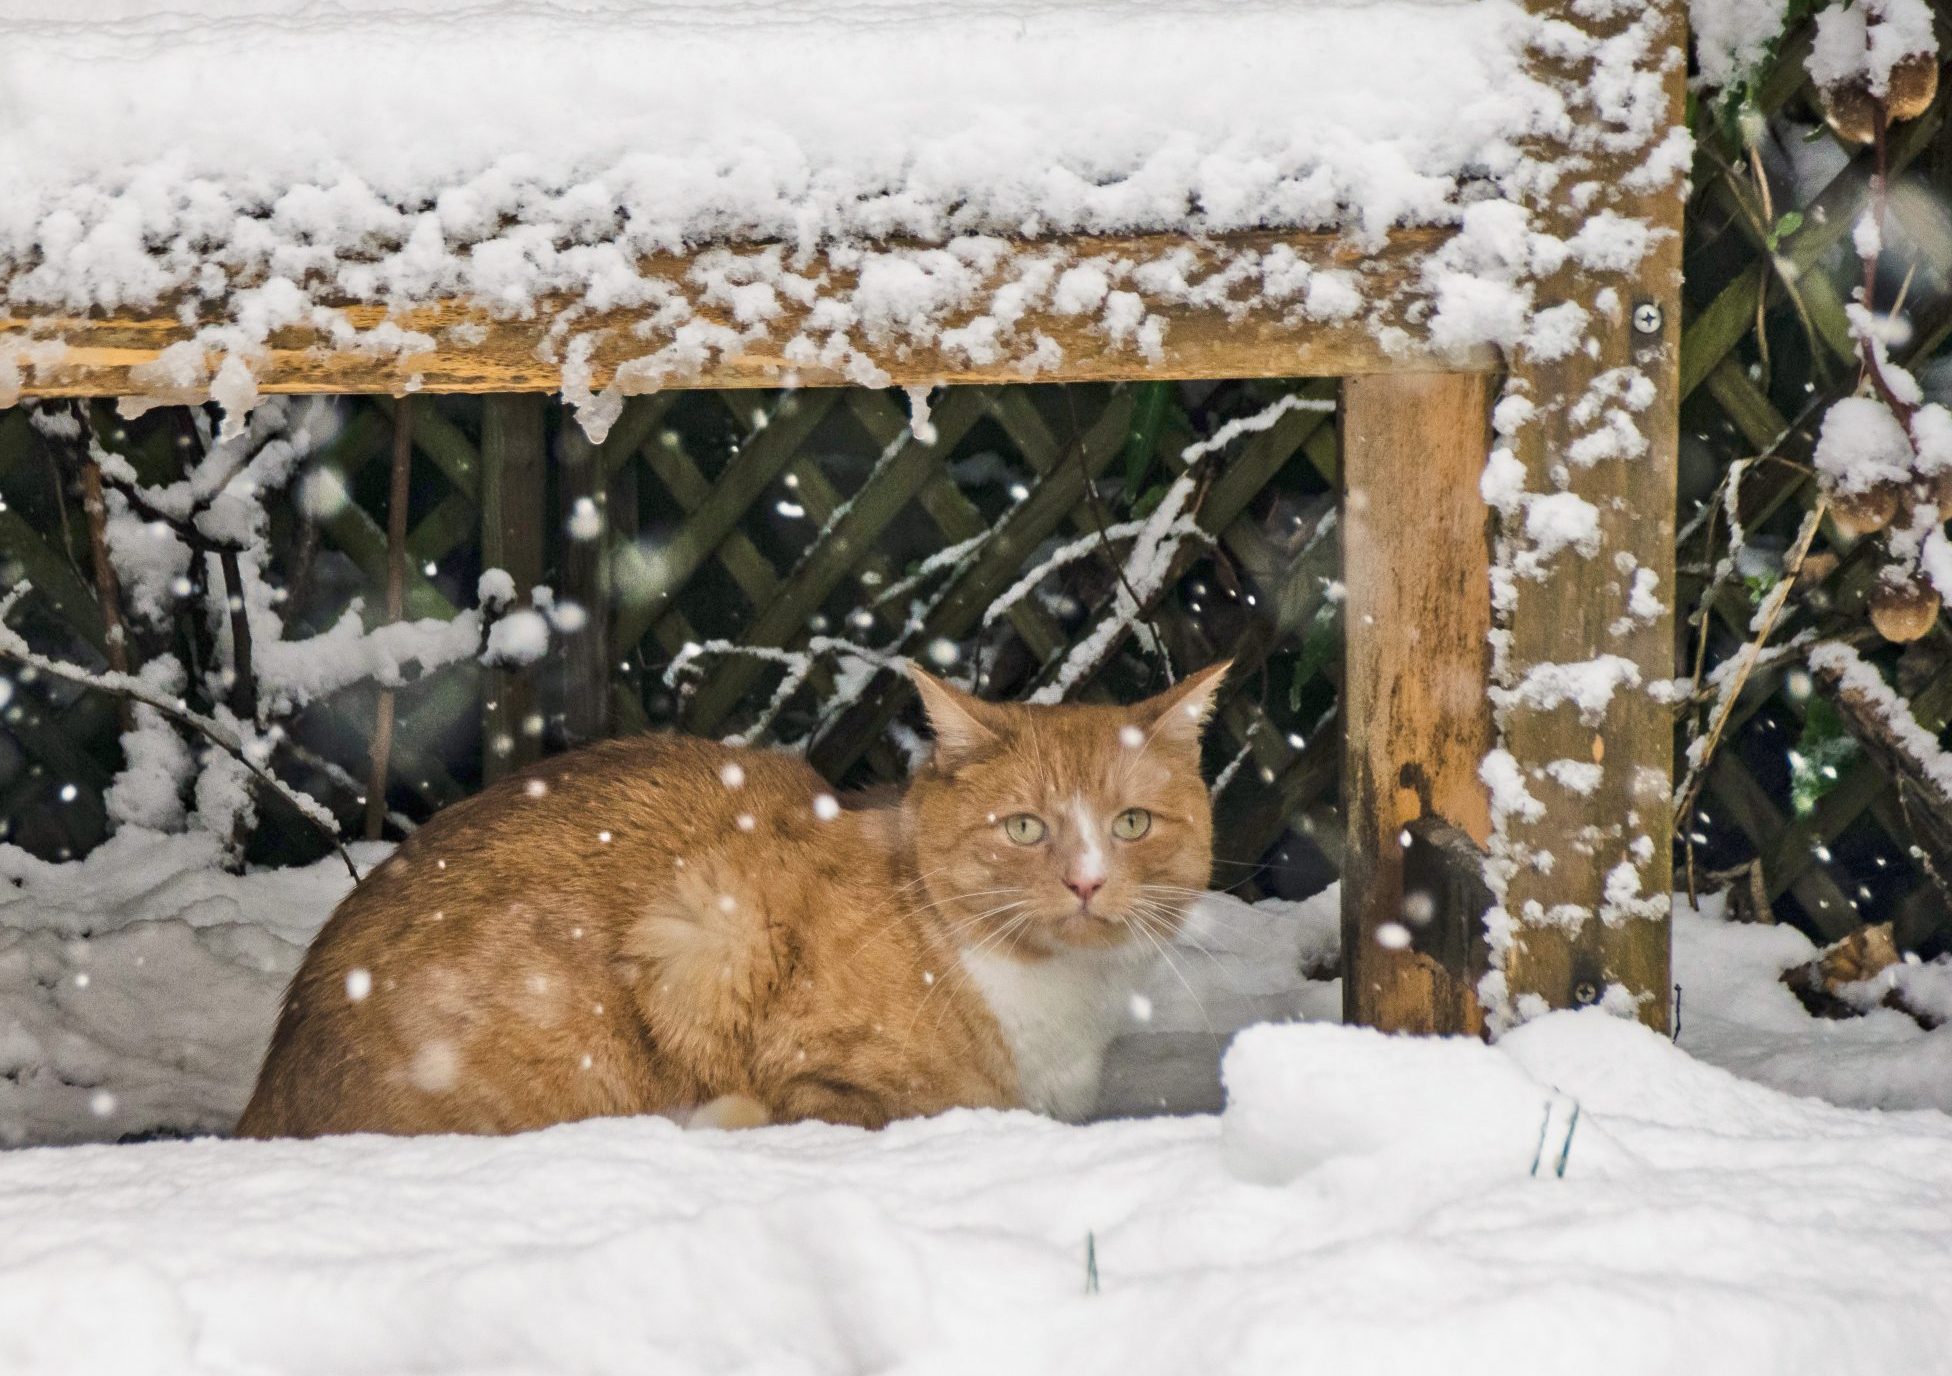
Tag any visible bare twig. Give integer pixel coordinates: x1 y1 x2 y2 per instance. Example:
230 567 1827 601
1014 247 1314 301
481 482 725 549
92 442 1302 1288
365 396 413 839
1856 99 1916 428
281 738 415 838
216 547 256 721
1063 386 1172 685
0 584 360 883
1809 642 1952 892
1676 498 1830 898
93 451 248 557
1702 141 1822 374
33 415 82 588
64 403 137 732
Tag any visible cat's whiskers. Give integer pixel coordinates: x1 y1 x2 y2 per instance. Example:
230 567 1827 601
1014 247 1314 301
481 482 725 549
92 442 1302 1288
892 863 964 897
936 900 1034 946
1127 899 1232 974
1124 908 1218 1039
893 893 1032 980
1137 884 1262 932
903 905 1036 1040
1128 893 1293 1005
854 886 1028 951
1196 858 1271 894
924 907 1046 1039
1136 882 1218 899
1130 891 1246 959
904 891 1031 945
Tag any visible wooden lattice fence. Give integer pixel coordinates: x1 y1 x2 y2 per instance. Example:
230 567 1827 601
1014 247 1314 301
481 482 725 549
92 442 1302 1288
1678 1 1952 954
0 379 1346 898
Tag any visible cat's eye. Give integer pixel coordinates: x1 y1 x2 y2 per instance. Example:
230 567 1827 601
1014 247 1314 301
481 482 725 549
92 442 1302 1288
1112 808 1152 840
1003 813 1047 845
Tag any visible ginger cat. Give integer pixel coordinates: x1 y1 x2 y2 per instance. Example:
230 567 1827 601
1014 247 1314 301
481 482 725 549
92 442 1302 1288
235 662 1227 1139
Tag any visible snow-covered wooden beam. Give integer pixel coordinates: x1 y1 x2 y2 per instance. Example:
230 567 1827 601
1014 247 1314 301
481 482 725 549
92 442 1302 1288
0 229 1489 403
1334 0 1687 1039
1484 0 1686 1034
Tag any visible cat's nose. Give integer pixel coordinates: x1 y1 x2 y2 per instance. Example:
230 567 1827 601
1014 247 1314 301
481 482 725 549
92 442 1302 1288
1064 874 1105 904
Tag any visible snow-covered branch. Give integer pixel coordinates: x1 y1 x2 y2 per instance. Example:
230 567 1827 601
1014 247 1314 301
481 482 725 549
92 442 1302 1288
0 585 360 882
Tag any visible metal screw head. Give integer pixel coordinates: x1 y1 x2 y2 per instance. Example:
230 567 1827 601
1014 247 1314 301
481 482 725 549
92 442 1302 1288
1573 980 1600 1006
1631 301 1664 335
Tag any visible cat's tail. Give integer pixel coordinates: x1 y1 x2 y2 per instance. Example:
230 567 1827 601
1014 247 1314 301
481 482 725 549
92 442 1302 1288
616 860 785 1063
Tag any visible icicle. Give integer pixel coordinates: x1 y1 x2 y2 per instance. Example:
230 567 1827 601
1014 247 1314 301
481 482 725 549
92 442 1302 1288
904 386 939 446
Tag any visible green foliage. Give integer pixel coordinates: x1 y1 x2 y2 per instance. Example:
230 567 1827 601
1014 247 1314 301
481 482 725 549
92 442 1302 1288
1289 607 1339 712
1765 210 1804 251
1121 381 1173 500
1790 696 1859 816
1129 482 1168 521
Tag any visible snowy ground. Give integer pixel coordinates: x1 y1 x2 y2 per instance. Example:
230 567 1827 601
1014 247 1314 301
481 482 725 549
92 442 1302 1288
5 1012 1951 1374
8 829 1951 1146
5 835 1952 1372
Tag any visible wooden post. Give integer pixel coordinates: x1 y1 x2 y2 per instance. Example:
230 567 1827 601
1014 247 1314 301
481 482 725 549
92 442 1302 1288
559 425 610 743
480 394 546 781
1340 373 1494 1035
1491 0 1685 1031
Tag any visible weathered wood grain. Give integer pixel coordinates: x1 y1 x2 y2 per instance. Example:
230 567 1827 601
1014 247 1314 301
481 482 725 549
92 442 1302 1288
3 230 1491 402
1493 0 1685 1033
1340 372 1494 1035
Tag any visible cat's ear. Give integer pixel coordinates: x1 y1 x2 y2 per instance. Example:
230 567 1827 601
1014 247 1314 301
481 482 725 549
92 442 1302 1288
1133 660 1231 748
907 664 1004 766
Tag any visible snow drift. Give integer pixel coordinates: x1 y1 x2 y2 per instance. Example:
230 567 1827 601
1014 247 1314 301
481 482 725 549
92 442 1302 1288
3 1012 1951 1375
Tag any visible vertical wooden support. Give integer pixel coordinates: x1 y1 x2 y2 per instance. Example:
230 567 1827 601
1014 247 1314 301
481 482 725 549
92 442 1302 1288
1341 373 1495 1035
480 394 546 781
1493 0 1686 1031
559 426 611 743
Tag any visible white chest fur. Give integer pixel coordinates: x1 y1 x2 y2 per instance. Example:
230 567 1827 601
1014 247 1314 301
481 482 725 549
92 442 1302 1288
960 943 1158 1122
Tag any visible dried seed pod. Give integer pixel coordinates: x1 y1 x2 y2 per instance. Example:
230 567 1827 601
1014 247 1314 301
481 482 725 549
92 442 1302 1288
1829 481 1902 537
1869 577 1941 643
1818 53 1940 144
1886 51 1940 123
1818 80 1880 145
1793 549 1841 590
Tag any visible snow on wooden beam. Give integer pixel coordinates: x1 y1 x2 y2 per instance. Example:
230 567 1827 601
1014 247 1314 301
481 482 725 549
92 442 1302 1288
1487 0 1686 1035
1 229 1491 403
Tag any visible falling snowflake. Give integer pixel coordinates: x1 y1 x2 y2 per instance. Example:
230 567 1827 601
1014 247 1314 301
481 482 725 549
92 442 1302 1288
567 497 602 541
